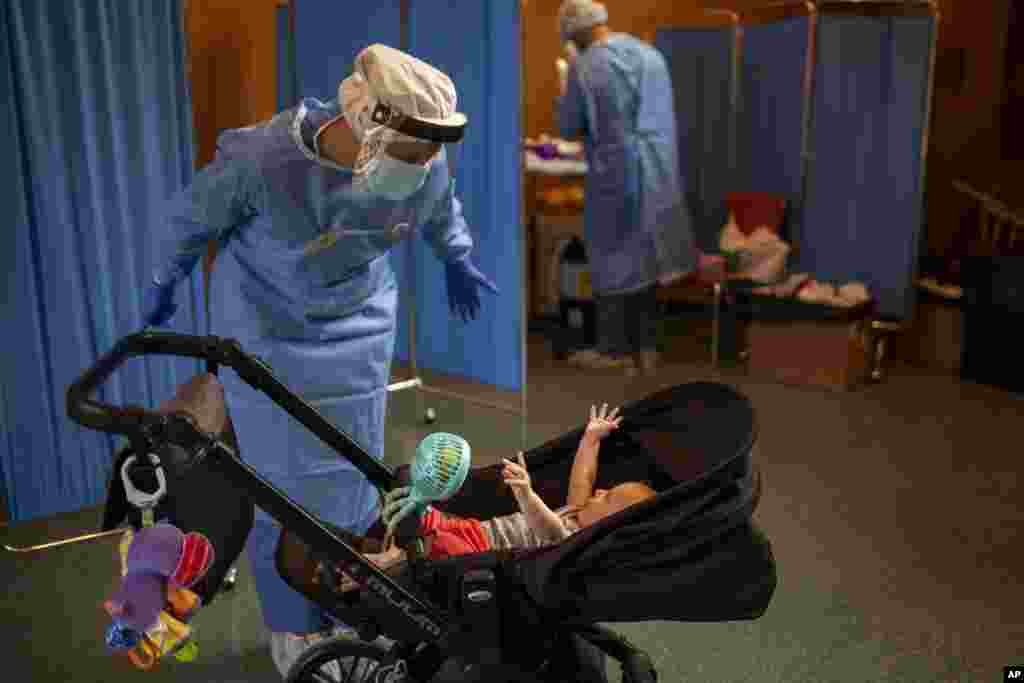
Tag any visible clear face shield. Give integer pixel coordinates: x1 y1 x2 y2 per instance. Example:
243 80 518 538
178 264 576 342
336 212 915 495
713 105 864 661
349 99 467 201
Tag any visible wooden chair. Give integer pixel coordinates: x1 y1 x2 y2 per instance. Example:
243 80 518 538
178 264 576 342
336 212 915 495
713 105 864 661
953 180 1024 253
914 181 1024 305
885 180 1024 380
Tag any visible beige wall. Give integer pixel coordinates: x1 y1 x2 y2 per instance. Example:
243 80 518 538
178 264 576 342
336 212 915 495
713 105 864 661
185 0 280 280
185 0 280 168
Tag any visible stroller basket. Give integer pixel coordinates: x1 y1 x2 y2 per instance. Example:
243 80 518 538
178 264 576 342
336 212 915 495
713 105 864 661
67 331 775 682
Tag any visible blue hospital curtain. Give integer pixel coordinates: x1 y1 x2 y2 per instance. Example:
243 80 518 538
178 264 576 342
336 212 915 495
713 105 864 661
735 18 811 245
800 13 935 320
1 0 202 522
292 0 402 101
656 28 738 252
406 0 523 391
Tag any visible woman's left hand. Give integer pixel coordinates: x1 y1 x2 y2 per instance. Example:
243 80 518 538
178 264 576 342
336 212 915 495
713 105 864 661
445 257 499 323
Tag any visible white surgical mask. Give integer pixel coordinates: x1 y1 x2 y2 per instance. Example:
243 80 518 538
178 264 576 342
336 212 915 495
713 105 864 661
354 153 431 200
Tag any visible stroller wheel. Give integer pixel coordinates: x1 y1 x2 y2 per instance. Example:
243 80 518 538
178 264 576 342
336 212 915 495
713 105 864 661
286 635 410 683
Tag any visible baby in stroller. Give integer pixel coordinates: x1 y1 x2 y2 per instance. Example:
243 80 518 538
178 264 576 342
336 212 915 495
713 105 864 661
336 404 656 590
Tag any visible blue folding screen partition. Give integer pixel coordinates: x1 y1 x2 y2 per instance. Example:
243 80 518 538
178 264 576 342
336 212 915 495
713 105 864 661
799 12 936 321
658 7 936 322
655 28 738 252
293 1 402 101
290 1 522 392
735 18 813 246
406 1 522 391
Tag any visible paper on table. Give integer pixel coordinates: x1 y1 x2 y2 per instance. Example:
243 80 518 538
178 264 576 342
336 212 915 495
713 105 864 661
524 150 588 176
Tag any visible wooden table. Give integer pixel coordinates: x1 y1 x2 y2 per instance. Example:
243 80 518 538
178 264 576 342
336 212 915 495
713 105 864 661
523 158 586 320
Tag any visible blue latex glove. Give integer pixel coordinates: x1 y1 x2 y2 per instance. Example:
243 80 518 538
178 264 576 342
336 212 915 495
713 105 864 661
444 257 499 322
141 281 179 327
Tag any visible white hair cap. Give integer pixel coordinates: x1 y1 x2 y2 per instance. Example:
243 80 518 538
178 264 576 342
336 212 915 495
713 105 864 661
339 44 460 138
558 0 608 42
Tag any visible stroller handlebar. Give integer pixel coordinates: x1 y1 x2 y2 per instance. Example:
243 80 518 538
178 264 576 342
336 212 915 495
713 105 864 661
66 330 226 435
65 330 395 491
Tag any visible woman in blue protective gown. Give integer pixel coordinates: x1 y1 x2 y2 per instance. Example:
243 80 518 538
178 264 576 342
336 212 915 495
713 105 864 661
142 44 497 678
556 1 699 375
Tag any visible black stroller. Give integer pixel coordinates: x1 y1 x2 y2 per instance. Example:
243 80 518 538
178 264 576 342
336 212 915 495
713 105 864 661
68 331 777 682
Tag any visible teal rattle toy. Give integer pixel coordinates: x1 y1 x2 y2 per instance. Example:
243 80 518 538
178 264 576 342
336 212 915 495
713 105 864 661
381 432 471 545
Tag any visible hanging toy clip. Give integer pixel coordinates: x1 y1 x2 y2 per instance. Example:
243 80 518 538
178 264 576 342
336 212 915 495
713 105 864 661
121 453 167 528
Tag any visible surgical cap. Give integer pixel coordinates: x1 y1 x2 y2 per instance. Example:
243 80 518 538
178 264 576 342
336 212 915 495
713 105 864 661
558 0 608 42
339 44 459 141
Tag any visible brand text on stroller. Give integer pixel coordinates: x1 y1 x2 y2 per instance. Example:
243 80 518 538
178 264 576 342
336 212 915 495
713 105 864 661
365 575 443 637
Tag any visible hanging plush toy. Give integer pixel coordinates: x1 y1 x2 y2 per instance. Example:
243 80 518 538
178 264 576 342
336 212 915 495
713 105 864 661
103 523 214 670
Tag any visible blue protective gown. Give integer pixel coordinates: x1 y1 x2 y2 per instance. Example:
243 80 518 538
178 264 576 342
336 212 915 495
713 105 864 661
558 33 696 295
153 98 473 633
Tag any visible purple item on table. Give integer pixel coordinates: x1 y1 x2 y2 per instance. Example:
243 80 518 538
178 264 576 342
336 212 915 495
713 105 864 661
527 143 560 160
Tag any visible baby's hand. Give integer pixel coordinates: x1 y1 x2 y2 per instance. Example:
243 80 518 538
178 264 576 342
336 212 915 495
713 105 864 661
585 403 622 442
502 452 532 495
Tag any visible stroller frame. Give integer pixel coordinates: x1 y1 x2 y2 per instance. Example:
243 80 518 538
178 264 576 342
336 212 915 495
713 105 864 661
66 330 657 681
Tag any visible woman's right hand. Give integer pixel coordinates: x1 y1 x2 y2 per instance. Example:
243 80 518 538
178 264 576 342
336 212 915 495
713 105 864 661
563 41 578 64
557 58 570 96
585 403 622 442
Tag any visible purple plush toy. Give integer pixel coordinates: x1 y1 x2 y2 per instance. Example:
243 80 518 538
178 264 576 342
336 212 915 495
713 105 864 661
105 523 214 634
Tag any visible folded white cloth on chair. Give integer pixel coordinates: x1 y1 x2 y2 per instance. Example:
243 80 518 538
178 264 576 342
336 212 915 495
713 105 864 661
796 280 871 308
752 272 811 297
719 222 791 284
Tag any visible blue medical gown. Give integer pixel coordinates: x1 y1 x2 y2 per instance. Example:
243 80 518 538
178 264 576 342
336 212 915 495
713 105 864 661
559 34 696 295
153 98 473 633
